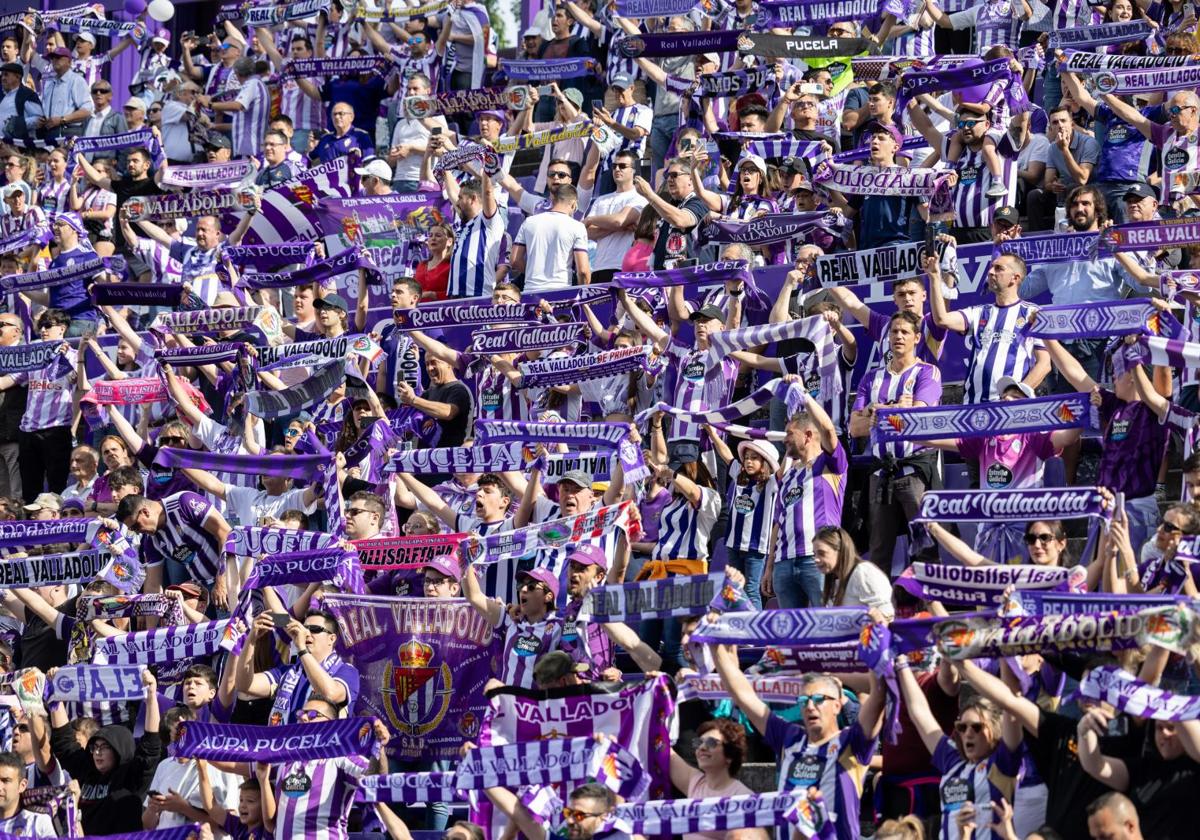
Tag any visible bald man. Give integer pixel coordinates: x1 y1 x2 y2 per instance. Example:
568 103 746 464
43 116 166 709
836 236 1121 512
1087 792 1143 840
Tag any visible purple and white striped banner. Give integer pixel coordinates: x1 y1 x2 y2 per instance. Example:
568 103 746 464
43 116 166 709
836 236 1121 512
244 359 344 420
914 488 1109 524
244 157 357 246
1049 19 1154 49
584 574 724 621
874 393 1097 442
46 664 147 703
1022 300 1179 339
688 608 869 647
895 57 1027 113
160 159 257 189
432 141 502 178
467 322 586 355
470 501 641 565
93 618 244 665
357 772 461 804
475 420 648 482
519 345 664 390
601 791 807 836
171 718 379 761
635 378 807 435
1078 666 1200 720
894 562 1085 608
455 738 649 801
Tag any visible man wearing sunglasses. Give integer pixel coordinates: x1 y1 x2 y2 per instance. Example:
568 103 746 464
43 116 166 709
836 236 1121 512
1100 88 1200 213
714 643 885 840
462 564 562 690
234 610 361 726
486 780 615 840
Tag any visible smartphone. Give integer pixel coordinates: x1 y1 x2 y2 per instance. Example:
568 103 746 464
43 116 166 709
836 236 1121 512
270 612 292 629
1106 716 1128 737
799 83 825 96
679 138 695 152
592 100 604 112
537 84 554 96
431 126 443 136
924 224 936 259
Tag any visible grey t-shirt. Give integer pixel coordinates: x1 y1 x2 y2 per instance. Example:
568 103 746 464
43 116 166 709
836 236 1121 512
652 56 694 117
1045 130 1101 192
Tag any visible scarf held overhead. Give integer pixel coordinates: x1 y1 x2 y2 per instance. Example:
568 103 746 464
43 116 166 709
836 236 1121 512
170 718 378 761
873 392 1098 442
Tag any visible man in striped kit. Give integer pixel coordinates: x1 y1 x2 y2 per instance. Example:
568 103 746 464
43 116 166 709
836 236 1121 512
850 310 943 574
115 490 233 597
926 251 1049 405
196 57 269 160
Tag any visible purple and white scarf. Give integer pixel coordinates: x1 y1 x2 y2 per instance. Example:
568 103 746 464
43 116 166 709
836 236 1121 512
404 86 529 119
874 393 1097 442
0 341 69 375
1049 19 1155 49
69 128 163 167
584 574 725 621
90 282 184 307
243 548 358 589
688 608 869 647
678 673 845 703
492 121 598 155
353 533 470 568
1007 590 1181 616
810 163 951 200
1092 65 1200 95
815 238 955 286
77 593 181 622
92 618 243 665
994 231 1101 266
160 159 257 189
636 378 807 433
46 664 148 703
258 335 358 368
244 359 344 420
468 322 586 355
613 260 750 291
895 57 1027 114
385 443 523 476
455 738 648 801
280 56 389 79
0 521 143 593
755 644 868 674
519 345 664 390
155 342 245 367
614 0 697 17
699 213 835 246
0 550 108 588
225 526 335 557
1022 300 1179 340
433 142 502 178
474 420 648 482
470 501 641 565
1059 49 1199 73
499 58 601 81
664 67 775 100
708 316 839 397
221 242 315 270
357 772 462 804
242 0 329 24
894 562 1086 608
835 135 929 163
391 302 538 331
170 718 379 761
1099 218 1200 253
736 33 873 57
1078 665 1200 720
913 488 1109 524
0 256 117 294
757 0 895 24
1110 334 1200 379
154 448 330 480
600 791 809 836
151 306 274 336
239 246 379 291
123 187 256 223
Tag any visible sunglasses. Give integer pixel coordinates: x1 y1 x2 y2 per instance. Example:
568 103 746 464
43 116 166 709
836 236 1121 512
665 171 687 179
347 507 373 517
955 721 985 735
303 624 331 635
284 427 302 437
519 581 548 592
91 88 111 94
1169 104 1197 116
1024 532 1057 545
612 163 631 170
548 171 571 179
561 806 607 824
956 119 982 129
798 693 834 707
692 735 723 751
1159 520 1183 534
297 709 330 722
159 435 187 446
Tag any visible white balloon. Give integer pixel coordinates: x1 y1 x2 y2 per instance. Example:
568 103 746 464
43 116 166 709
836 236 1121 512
147 0 174 22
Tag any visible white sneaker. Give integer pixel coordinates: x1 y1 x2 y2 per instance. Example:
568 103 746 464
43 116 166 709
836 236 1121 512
985 181 1008 198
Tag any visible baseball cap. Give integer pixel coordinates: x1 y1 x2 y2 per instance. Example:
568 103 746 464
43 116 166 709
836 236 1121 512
995 376 1035 400
689 304 725 323
1123 182 1156 201
567 544 608 570
478 110 508 127
355 158 393 181
517 567 560 600
76 32 96 45
23 492 62 513
153 28 171 45
610 73 634 90
43 46 71 60
204 133 232 150
522 26 542 38
0 63 22 77
421 554 461 580
993 206 1019 226
558 469 593 490
533 651 587 686
867 121 903 146
313 293 349 312
736 153 768 179
737 439 780 473
123 97 147 113
60 498 85 513
1 184 24 200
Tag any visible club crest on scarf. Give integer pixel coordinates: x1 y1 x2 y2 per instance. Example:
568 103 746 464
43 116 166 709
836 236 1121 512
381 639 455 739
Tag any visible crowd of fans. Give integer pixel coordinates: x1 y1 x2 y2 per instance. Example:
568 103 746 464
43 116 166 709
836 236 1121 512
0 1 1196 840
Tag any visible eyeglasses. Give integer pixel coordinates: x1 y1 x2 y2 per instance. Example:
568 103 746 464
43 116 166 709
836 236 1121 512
332 111 353 118
666 171 687 179
548 171 571 179
1159 520 1184 534
303 624 331 635
347 507 374 518
408 37 426 44
798 693 834 707
263 140 283 147
561 806 607 824
612 163 631 170
955 721 985 735
424 575 451 587
956 119 982 129
1024 532 1056 545
297 709 331 722
1169 104 1197 116
795 100 817 110
0 322 19 329
692 735 723 750
519 581 548 592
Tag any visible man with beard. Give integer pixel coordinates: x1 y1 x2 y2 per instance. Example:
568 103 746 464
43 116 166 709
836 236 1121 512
77 147 163 256
636 160 710 270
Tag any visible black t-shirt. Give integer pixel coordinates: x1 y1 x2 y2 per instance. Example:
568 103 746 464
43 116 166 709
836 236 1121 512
1124 740 1200 840
16 595 76 672
425 380 472 447
1032 710 1140 840
111 176 164 250
651 193 709 270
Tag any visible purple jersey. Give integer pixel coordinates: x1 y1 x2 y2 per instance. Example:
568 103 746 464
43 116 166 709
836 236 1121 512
1151 120 1200 202
223 811 272 840
275 755 366 840
773 443 849 561
932 735 1020 840
1093 103 1153 184
766 714 878 840
854 360 943 461
560 597 613 680
960 301 1043 404
140 491 225 583
266 654 361 725
942 129 1019 228
1097 389 1169 499
496 611 563 689
664 342 740 444
952 0 1027 51
14 348 77 432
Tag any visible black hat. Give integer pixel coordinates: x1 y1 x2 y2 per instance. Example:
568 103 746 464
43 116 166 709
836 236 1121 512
1123 182 1156 201
313 293 349 312
993 206 1019 226
0 63 22 77
688 304 725 323
204 133 232 150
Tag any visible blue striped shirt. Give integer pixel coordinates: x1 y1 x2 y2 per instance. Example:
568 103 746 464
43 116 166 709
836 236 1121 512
773 444 848 561
448 208 506 299
232 77 270 159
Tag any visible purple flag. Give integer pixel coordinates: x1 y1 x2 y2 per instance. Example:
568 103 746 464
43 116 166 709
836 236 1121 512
170 718 379 761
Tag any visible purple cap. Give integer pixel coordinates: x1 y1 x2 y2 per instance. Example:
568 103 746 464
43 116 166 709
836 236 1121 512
867 121 903 146
567 544 608 570
153 28 171 44
43 46 71 60
422 553 461 580
478 110 508 127
518 567 560 600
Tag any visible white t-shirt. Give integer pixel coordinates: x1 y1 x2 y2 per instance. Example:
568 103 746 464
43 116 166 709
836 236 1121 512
513 210 589 294
585 189 647 271
222 485 316 529
144 757 241 835
840 561 896 620
389 116 449 182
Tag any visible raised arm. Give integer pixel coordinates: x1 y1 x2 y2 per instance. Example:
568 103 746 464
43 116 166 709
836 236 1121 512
924 254 967 333
1077 707 1130 791
959 659 1040 734
896 660 947 755
927 522 992 566
615 288 670 350
1042 338 1098 392
905 99 947 151
397 472 456 527
461 563 503 627
1101 93 1153 141
712 643 770 735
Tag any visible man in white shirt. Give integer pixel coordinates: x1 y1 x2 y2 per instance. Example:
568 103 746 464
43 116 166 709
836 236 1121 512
511 184 591 293
159 82 200 164
584 148 645 283
387 72 447 192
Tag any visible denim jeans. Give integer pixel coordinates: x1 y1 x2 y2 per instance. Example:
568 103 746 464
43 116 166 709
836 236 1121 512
640 616 685 671
649 112 679 181
393 178 421 193
772 554 824 608
1126 494 1160 563
1042 62 1063 113
727 548 766 610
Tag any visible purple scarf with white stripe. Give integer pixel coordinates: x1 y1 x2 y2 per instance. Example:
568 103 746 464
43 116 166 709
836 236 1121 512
243 548 358 589
584 574 725 621
688 608 869 646
170 718 378 761
467 322 586 355
913 488 1109 524
385 443 523 476
161 159 257 188
279 56 389 79
357 772 461 804
455 738 648 801
226 527 335 556
475 420 648 482
221 242 316 270
0 341 70 375
153 447 330 480
1022 300 1181 340
613 260 751 290
90 282 184 307
895 57 1028 114
239 246 379 290
1078 666 1200 720
894 562 1086 608
699 213 835 246
93 618 243 665
635 375 808 433
708 315 839 398
874 393 1097 442
0 256 118 294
